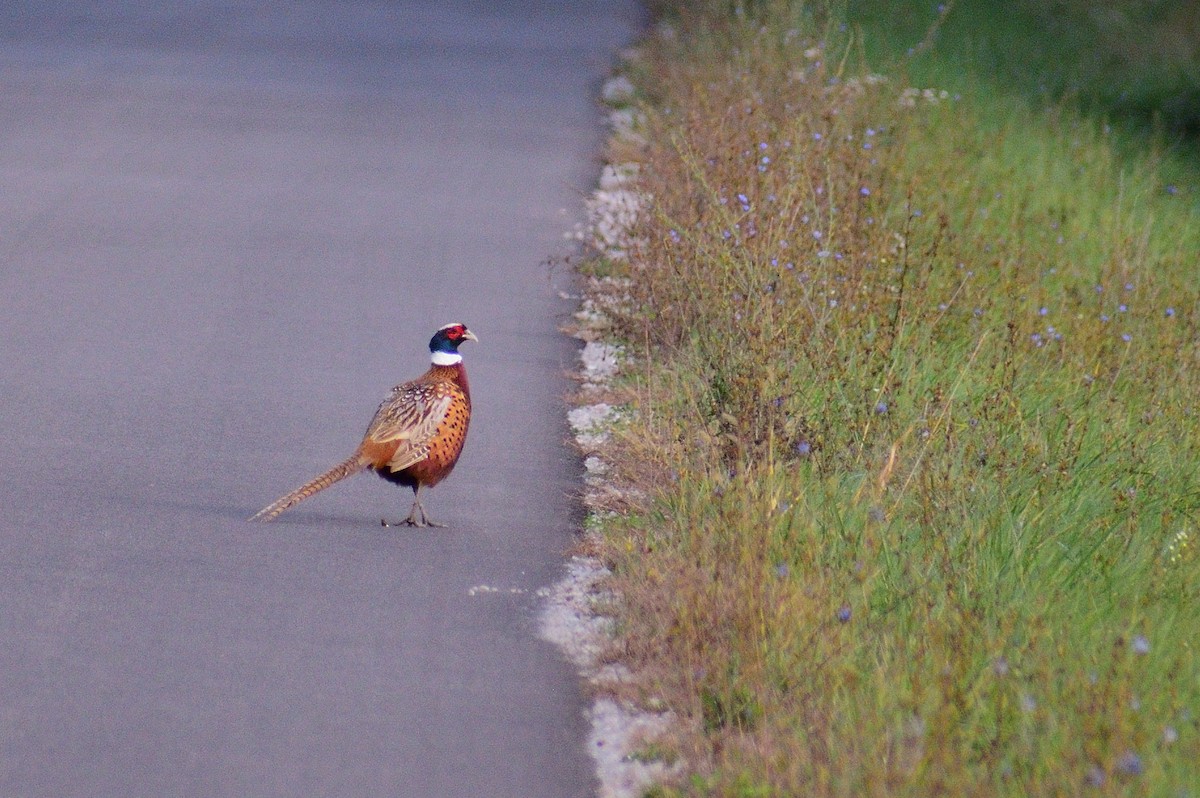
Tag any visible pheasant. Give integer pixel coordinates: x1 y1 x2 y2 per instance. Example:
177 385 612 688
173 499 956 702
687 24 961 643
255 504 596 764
250 322 478 527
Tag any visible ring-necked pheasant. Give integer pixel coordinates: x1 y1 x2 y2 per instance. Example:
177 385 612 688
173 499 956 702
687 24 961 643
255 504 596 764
250 322 478 527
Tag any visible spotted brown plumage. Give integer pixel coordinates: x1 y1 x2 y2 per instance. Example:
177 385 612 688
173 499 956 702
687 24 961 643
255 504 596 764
250 323 477 527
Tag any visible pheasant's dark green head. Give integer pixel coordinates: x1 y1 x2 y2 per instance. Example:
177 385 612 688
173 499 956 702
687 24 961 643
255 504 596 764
429 323 478 365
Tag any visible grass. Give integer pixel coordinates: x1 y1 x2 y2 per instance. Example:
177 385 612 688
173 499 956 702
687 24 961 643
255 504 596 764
848 0 1200 137
583 1 1200 795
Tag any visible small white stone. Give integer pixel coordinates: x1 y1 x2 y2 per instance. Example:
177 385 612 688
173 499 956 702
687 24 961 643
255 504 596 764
581 341 622 382
584 456 609 475
601 75 636 105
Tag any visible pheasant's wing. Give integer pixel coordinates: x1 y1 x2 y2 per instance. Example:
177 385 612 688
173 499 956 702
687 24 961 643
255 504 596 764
363 382 453 473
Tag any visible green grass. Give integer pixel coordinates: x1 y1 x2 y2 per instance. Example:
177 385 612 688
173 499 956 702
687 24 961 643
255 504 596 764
848 0 1200 137
588 1 1200 795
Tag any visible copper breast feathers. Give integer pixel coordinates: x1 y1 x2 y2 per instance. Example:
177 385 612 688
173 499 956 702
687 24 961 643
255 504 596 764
357 370 471 486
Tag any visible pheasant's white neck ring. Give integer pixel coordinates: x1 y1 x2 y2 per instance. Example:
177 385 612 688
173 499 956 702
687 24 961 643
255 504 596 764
431 351 463 366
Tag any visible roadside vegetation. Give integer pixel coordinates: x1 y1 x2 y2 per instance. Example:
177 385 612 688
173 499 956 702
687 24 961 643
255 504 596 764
584 0 1200 794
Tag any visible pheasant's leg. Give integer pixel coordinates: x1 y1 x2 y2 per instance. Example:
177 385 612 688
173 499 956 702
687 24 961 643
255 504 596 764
407 484 446 528
382 487 423 527
382 485 445 528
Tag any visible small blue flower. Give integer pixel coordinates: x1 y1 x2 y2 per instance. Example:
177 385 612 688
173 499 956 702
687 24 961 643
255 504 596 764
813 132 823 141
668 229 681 243
795 441 812 456
1118 303 1128 313
860 186 871 196
1117 751 1143 776
1166 307 1176 317
1132 635 1149 654
836 605 852 623
1039 306 1048 316
759 141 769 151
774 562 790 578
1124 282 1134 291
1122 333 1132 342
1166 184 1179 195
875 401 889 414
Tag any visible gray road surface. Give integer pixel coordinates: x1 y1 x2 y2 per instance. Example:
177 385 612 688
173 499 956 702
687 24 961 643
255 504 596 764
0 3 638 796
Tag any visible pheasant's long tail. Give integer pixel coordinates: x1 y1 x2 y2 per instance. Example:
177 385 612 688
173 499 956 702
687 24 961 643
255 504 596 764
250 455 369 521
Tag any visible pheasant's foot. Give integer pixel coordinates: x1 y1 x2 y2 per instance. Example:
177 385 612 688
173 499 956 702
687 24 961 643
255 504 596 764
381 516 428 528
380 507 446 528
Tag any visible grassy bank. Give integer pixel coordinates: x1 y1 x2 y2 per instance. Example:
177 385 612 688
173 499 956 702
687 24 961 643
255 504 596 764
586 1 1200 795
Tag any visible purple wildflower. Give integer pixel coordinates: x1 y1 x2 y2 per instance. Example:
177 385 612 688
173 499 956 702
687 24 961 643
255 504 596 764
1117 751 1143 777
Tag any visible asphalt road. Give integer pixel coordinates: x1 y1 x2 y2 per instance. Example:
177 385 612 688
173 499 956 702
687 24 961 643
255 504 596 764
0 3 638 796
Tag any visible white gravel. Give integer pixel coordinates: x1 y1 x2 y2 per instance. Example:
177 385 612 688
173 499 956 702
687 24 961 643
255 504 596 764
567 403 617 449
543 82 678 792
580 341 623 382
540 550 678 798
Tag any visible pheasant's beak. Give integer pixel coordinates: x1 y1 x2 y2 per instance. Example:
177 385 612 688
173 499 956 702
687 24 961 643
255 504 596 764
463 330 479 344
